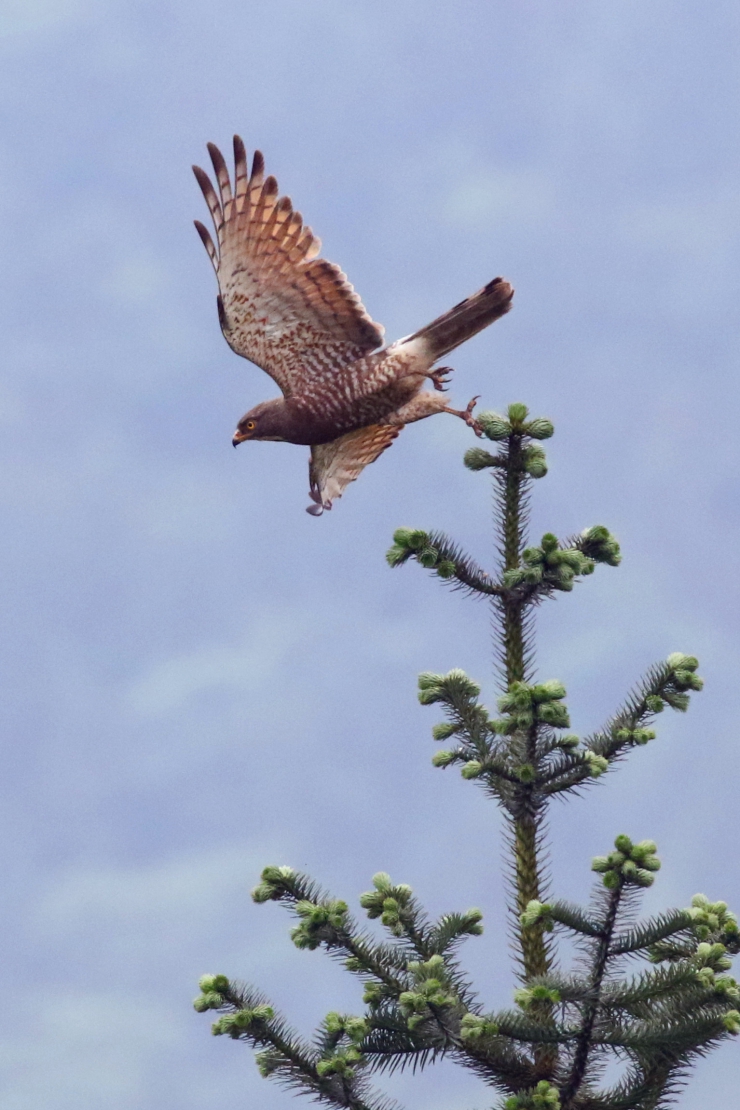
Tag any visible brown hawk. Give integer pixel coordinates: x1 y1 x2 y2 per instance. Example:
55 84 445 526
193 136 514 514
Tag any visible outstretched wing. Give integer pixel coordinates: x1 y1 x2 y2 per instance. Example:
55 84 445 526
193 137 385 398
307 424 401 515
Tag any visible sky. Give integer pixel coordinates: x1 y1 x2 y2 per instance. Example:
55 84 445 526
1 2 739 1108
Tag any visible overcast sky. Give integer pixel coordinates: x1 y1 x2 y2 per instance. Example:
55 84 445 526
1 3 739 1108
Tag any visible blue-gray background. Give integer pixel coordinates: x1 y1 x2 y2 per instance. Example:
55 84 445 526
1 3 738 1107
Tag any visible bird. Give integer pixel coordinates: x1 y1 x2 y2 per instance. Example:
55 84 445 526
193 136 514 515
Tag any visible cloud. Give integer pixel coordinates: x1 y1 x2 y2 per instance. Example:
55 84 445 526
0 990 180 1110
443 169 554 228
0 0 92 42
127 612 305 715
623 186 740 265
32 844 278 953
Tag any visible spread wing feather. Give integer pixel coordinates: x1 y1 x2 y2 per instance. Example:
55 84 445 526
307 424 401 514
193 136 385 397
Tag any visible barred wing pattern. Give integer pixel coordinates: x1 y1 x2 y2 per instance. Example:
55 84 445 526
193 137 385 397
308 424 401 514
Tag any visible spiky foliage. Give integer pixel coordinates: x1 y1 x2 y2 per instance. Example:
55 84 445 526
195 405 736 1109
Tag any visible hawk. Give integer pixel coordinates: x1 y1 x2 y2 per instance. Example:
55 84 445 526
193 136 514 514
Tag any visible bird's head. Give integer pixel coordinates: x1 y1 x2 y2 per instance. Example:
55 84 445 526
232 399 289 445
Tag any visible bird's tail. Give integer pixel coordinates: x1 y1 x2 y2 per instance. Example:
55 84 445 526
406 277 514 360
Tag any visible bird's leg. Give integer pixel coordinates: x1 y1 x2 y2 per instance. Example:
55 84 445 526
444 395 483 437
428 365 454 392
306 486 333 515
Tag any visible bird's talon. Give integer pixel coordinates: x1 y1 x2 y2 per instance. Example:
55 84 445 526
430 366 453 392
463 397 483 436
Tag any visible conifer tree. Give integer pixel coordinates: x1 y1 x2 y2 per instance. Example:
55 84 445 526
194 404 738 1109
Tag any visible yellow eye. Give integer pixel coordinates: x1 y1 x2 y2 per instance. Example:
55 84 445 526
246 420 256 431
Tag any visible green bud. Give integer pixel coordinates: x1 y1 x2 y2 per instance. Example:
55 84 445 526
498 682 533 711
515 763 536 783
392 528 415 546
614 834 633 853
584 752 608 777
522 546 545 565
460 1013 498 1041
591 856 611 873
522 444 548 478
723 1010 740 1034
602 869 620 889
631 728 656 745
419 547 438 568
504 566 542 588
251 865 296 902
557 734 580 750
520 900 552 928
579 525 621 566
716 978 740 1001
537 702 570 728
398 990 421 1014
460 908 484 934
418 672 443 691
515 985 560 1009
385 544 408 567
525 417 554 440
418 672 444 704
461 760 483 779
667 652 698 670
444 668 481 697
646 695 664 713
507 402 529 428
432 721 456 741
255 1050 280 1077
211 1015 236 1036
437 560 456 578
663 690 690 711
198 974 230 993
363 982 382 1005
432 749 457 767
406 529 429 551
463 447 501 470
531 680 567 702
673 669 704 690
294 899 317 918
476 411 510 440
345 1016 368 1042
324 1011 343 1034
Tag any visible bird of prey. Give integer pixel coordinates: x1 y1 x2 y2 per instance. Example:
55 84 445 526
193 136 514 515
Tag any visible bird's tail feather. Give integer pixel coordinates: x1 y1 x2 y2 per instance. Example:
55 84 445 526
407 277 514 360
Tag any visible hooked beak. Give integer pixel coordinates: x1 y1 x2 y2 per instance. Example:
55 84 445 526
232 430 249 447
